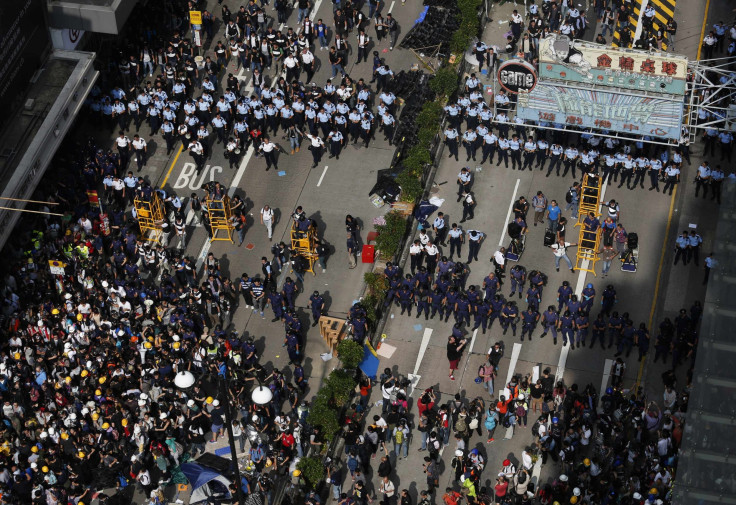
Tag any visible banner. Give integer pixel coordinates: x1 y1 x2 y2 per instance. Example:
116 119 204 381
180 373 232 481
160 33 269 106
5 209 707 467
517 83 684 140
538 35 688 95
49 260 66 275
189 10 202 25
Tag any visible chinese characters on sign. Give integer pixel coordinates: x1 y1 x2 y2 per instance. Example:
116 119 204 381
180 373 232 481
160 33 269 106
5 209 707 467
538 35 688 95
517 83 683 140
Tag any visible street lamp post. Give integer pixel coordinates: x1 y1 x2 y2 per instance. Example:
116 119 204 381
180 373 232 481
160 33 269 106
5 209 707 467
174 370 245 505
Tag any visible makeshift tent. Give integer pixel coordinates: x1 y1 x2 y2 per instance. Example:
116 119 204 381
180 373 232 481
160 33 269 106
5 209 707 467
181 462 232 504
359 342 380 380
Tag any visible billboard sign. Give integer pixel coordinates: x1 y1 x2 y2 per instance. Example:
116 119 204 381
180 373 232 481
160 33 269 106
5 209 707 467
516 83 684 140
497 59 538 94
538 35 688 95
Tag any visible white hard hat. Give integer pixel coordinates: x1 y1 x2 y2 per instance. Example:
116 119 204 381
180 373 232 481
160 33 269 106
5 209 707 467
138 400 146 407
81 408 89 416
455 449 463 457
39 431 48 439
213 399 220 406
173 335 180 342
633 493 642 500
559 474 568 482
573 487 581 496
37 321 44 327
187 400 195 407
159 413 167 420
64 293 72 300
69 413 77 421
131 455 137 462
517 393 525 400
47 427 55 435
140 393 148 400
31 462 37 469
252 415 259 423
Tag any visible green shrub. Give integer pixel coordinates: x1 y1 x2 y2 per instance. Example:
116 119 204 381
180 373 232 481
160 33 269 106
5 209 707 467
336 340 365 370
364 272 389 298
297 457 325 489
417 126 438 149
374 211 408 260
362 293 381 326
429 66 459 98
417 102 443 124
450 30 472 56
396 170 423 204
307 396 339 441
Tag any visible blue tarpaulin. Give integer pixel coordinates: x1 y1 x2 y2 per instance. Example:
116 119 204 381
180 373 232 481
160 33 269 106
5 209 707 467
414 6 429 24
359 344 380 380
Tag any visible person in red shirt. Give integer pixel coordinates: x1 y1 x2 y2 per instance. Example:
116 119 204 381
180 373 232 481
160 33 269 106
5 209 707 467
494 476 509 498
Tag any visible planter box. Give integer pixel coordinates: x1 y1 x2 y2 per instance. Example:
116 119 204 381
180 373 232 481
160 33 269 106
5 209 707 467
391 201 415 216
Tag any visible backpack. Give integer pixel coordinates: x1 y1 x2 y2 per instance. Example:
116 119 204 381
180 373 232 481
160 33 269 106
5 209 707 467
455 416 468 434
565 187 575 203
484 410 497 431
394 429 404 444
515 403 526 418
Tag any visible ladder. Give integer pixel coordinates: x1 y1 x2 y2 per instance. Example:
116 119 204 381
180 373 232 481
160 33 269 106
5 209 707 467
134 194 165 244
290 221 318 275
574 173 603 275
205 195 234 243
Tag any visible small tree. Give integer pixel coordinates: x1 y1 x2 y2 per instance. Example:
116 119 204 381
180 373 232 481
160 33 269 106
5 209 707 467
337 339 365 370
374 211 408 260
297 457 325 489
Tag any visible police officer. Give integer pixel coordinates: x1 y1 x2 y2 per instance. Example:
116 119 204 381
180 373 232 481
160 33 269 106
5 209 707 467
463 128 479 162
711 165 725 202
455 293 471 326
558 310 575 347
662 163 680 195
500 300 519 336
472 295 491 334
562 144 579 178
424 240 439 275
509 135 522 170
429 288 446 320
521 307 539 341
225 137 240 168
282 277 298 309
445 127 460 161
188 139 206 173
306 133 325 168
308 291 325 327
574 312 589 348
161 119 176 155
688 229 703 265
467 229 484 264
694 161 711 198
522 136 537 171
409 239 424 275
648 156 662 191
488 294 505 330
397 285 414 316
461 193 476 222
381 112 396 145
481 129 498 165
546 143 564 177
590 313 607 349
132 134 147 172
607 311 623 349
536 137 549 170
457 168 473 201
497 135 510 169
540 306 559 341
448 223 465 261
433 212 447 246
581 283 596 314
482 272 500 301
509 264 526 299
618 154 635 189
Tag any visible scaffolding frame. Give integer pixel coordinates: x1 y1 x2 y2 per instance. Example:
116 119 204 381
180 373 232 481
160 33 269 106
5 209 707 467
205 195 234 243
290 222 318 275
574 174 603 276
134 195 165 244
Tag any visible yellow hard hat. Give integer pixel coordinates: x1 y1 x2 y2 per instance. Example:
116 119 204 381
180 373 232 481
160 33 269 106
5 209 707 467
51 308 60 315
570 497 578 505
81 370 89 378
65 376 72 384
206 396 214 404
91 412 99 421
31 446 38 453
144 342 152 349
583 458 591 466
292 469 301 477
265 459 273 468
78 451 85 458
102 422 110 430
147 336 154 342
173 342 181 349
76 313 83 321
99 377 106 384
54 383 62 390
61 433 69 440
122 418 128 427
95 389 102 396
650 488 658 495
13 353 20 360
42 466 49 473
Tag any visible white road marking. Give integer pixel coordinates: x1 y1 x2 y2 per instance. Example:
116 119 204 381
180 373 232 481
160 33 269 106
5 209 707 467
317 165 329 186
228 146 255 197
388 0 396 13
412 328 434 376
195 239 212 271
468 328 479 354
554 343 570 384
505 342 522 385
498 178 521 246
574 179 609 295
633 0 649 45
599 358 614 409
